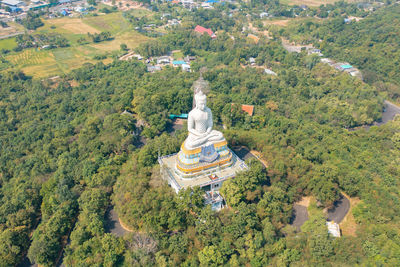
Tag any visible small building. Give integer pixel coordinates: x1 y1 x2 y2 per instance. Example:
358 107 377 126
157 56 170 65
147 65 162 72
167 19 180 26
326 221 341 237
308 48 323 56
299 4 308 10
232 103 255 116
334 63 353 71
60 9 68 16
247 34 259 43
194 25 216 39
321 58 334 65
172 60 186 67
184 55 196 62
264 68 277 76
249 57 256 66
204 191 224 211
201 2 212 9
182 63 191 72
1 0 25 7
260 12 269 18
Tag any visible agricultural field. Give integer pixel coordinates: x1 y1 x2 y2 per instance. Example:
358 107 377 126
1 12 150 78
0 22 25 39
0 37 18 50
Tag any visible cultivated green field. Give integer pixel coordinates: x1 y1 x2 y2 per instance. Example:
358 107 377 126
2 12 151 78
0 38 18 50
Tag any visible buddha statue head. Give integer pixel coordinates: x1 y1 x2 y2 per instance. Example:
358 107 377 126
194 91 207 111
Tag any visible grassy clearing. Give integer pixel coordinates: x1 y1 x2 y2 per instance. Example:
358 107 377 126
172 50 184 60
0 22 24 38
83 13 131 34
89 31 149 51
0 38 18 50
281 0 358 7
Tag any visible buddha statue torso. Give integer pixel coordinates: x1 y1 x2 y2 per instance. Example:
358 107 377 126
184 91 225 150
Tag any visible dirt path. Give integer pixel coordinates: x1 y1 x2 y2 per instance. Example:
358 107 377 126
250 150 269 168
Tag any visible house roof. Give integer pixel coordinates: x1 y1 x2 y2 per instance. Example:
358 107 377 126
231 103 254 116
194 25 216 38
2 0 22 6
173 60 186 65
241 104 254 116
340 64 353 69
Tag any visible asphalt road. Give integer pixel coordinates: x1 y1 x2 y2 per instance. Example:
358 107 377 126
291 204 309 231
351 100 400 131
377 100 400 125
105 207 129 237
327 194 350 223
232 146 255 161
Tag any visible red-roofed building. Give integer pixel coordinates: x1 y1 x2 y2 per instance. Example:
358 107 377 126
231 104 255 116
241 104 254 116
194 25 216 39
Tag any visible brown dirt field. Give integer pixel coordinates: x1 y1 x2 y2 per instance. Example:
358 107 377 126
69 80 79 87
339 192 360 237
47 18 100 34
268 19 290 26
0 22 25 38
295 196 312 207
248 34 260 43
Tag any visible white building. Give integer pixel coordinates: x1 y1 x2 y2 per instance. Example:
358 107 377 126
264 68 277 76
157 56 170 65
1 0 25 7
326 221 341 237
182 63 191 72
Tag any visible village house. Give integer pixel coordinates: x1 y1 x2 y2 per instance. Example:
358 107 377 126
156 56 170 65
194 25 216 38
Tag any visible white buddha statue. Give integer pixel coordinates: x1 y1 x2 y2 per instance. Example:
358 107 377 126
184 91 225 150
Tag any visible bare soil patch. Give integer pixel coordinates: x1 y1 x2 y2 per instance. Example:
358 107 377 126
295 196 311 207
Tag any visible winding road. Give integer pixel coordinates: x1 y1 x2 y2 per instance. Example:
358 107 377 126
327 194 350 223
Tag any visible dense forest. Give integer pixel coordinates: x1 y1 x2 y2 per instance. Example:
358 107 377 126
0 3 399 267
279 4 400 102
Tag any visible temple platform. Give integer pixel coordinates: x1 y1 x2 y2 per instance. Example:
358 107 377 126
158 149 248 194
